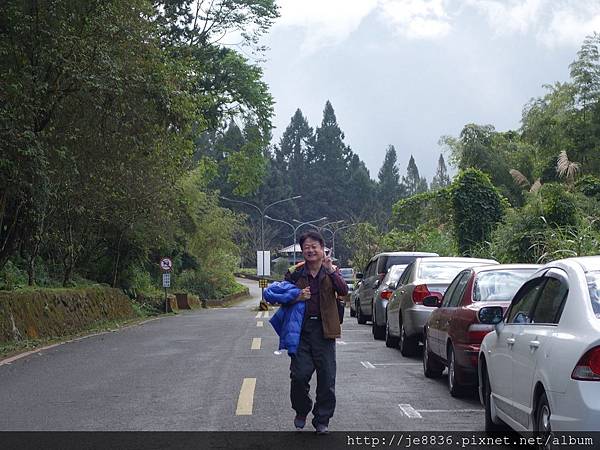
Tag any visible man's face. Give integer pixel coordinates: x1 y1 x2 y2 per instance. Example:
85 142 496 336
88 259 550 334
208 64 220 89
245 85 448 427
301 237 324 263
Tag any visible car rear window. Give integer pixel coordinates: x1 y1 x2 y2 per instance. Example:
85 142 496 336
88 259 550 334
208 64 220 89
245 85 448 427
587 271 600 318
383 265 407 287
418 262 487 283
473 269 537 302
385 256 425 271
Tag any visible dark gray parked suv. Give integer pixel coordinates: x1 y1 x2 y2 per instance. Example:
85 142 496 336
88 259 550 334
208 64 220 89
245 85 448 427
355 252 438 324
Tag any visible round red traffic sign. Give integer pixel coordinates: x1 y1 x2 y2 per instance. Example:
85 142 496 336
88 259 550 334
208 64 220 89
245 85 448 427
160 258 173 271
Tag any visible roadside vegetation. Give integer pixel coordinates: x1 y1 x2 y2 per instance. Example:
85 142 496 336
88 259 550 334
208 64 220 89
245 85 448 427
225 33 600 268
2 1 600 300
1 0 279 298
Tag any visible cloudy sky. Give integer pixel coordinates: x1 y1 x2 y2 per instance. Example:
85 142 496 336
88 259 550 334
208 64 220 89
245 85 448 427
259 0 600 180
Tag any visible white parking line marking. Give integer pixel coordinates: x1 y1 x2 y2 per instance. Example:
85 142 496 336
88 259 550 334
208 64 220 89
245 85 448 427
255 312 262 319
336 341 347 345
418 409 482 413
257 321 264 327
236 378 256 415
360 361 376 369
263 311 269 318
251 338 262 350
373 363 421 366
398 404 423 419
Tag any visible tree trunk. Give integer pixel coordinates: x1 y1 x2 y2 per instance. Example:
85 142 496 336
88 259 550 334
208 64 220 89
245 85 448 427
112 231 124 288
63 263 73 287
27 258 36 286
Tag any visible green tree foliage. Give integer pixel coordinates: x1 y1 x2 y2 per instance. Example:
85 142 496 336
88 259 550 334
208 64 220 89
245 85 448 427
430 154 451 190
376 145 406 229
382 225 457 256
0 0 278 296
451 169 505 256
342 223 381 272
402 155 428 196
391 189 453 231
538 183 579 227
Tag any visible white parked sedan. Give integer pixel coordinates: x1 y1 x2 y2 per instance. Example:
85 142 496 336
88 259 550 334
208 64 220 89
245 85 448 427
478 256 600 436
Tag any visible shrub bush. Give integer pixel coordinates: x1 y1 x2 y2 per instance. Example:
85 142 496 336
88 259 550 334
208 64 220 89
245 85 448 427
539 183 578 227
576 175 600 199
451 169 506 256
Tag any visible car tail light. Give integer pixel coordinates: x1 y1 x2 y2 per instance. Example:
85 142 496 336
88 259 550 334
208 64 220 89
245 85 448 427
412 284 431 304
467 324 494 344
572 346 600 381
380 290 393 300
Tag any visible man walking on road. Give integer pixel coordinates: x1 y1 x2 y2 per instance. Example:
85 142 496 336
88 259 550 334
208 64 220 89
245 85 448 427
285 231 348 434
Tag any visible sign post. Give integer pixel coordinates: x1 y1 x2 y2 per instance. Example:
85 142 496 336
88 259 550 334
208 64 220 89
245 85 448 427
160 257 173 313
256 251 270 310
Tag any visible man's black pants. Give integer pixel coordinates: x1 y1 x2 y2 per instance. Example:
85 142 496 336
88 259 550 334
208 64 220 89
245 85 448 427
289 317 336 426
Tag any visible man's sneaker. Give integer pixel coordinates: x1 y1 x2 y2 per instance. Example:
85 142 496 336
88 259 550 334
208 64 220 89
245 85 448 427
315 423 329 435
294 415 306 430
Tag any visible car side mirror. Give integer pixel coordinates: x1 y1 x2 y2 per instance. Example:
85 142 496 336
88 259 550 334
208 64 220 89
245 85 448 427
423 295 441 307
478 306 504 325
356 273 363 280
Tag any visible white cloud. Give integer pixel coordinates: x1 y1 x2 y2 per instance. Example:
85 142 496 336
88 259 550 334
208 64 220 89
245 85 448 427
466 0 600 47
378 0 452 39
273 0 453 54
272 0 600 54
274 0 378 52
539 4 600 48
466 0 543 35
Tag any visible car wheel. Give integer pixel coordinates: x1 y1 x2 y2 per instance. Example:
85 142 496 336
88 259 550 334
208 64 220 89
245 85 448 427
372 307 386 340
483 366 507 433
423 333 443 378
399 319 418 357
357 303 367 325
447 345 464 397
350 304 356 317
536 392 554 450
385 318 399 348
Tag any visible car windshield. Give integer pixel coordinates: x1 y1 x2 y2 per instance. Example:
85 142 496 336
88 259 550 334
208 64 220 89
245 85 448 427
587 271 600 318
383 265 407 287
418 262 488 283
339 268 353 279
473 269 536 302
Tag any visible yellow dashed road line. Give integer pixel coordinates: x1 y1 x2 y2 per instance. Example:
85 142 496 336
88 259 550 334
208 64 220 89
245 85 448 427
251 338 262 350
236 378 256 415
257 321 264 327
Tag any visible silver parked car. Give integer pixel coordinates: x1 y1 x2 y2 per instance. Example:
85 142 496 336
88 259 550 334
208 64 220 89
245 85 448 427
372 264 407 340
355 251 438 324
386 257 498 356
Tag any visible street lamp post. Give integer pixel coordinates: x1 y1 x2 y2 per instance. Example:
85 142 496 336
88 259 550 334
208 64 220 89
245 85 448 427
220 195 301 307
266 216 328 265
329 223 361 258
307 221 360 258
306 220 343 255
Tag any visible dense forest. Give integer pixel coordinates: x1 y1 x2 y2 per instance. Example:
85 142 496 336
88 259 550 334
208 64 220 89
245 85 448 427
2 0 600 298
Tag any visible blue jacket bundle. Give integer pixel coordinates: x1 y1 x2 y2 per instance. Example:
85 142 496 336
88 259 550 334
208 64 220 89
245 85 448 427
262 281 304 355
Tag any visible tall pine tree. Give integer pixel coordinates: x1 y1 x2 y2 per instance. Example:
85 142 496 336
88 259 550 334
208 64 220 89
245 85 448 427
402 155 428 196
306 101 352 220
276 109 314 196
431 154 451 190
376 145 406 229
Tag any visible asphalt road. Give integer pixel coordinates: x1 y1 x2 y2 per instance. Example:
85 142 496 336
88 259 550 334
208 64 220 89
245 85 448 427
0 277 485 432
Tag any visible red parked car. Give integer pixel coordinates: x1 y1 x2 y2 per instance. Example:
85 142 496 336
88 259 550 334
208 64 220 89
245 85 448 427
422 264 540 397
